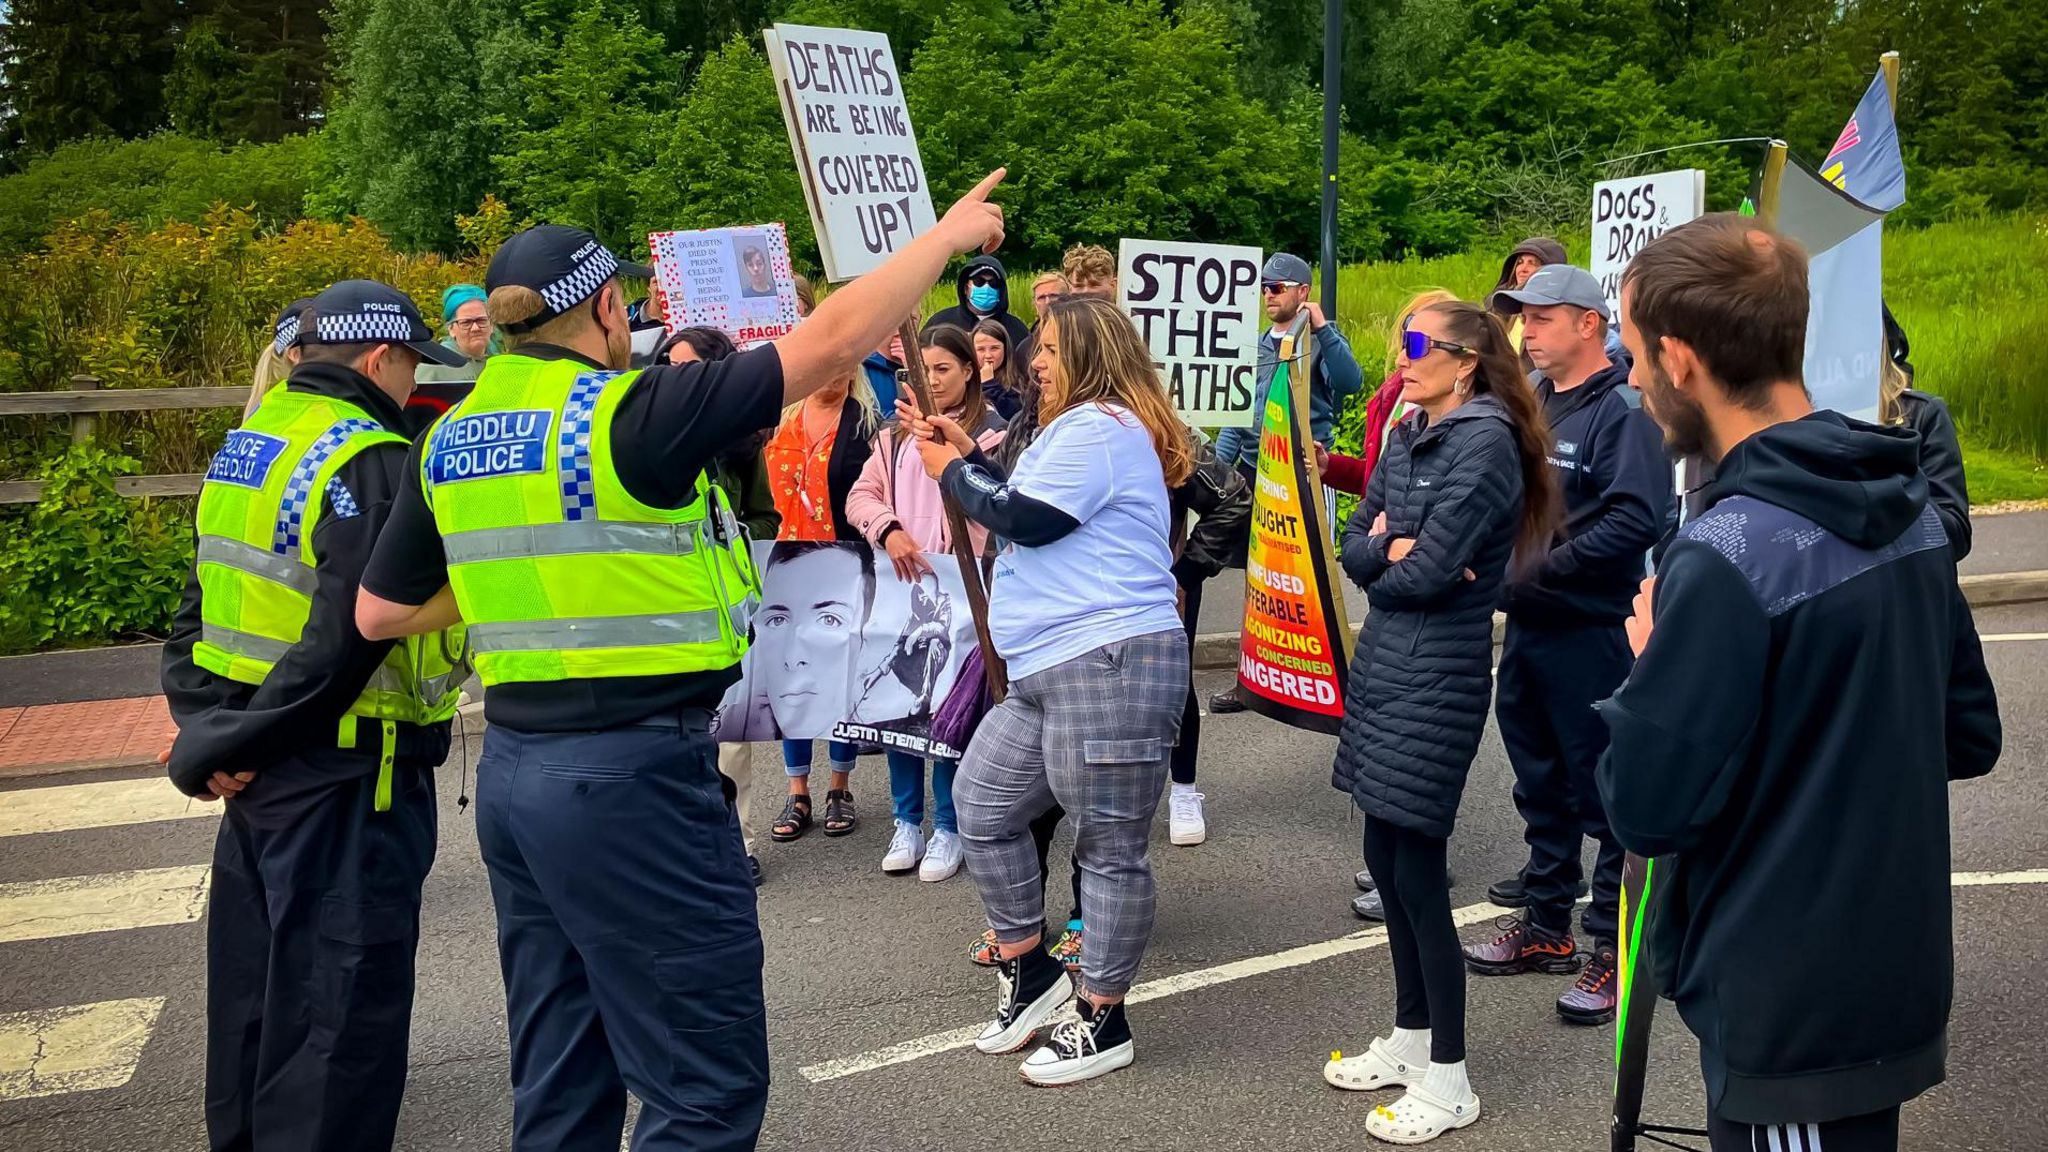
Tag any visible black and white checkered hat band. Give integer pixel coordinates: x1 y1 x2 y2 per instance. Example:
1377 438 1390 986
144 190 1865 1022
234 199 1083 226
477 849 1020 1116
313 312 416 344
272 315 302 355
539 248 619 316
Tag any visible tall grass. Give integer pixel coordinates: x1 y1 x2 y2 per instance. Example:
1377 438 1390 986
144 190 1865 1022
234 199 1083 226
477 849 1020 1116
916 218 2046 462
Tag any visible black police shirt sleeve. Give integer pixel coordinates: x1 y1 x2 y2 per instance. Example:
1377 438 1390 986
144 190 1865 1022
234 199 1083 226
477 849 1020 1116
360 437 452 606
611 344 786 509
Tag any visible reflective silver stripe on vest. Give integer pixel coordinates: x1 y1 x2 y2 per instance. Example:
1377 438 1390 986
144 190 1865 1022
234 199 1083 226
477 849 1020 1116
201 623 293 663
420 667 467 703
468 611 727 653
362 665 408 695
441 520 704 565
196 535 318 596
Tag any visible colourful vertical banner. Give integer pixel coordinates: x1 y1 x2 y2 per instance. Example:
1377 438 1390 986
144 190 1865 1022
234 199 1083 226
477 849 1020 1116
1235 333 1350 733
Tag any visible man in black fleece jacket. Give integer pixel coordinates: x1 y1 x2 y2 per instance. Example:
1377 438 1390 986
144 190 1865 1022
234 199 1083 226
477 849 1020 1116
1465 264 1671 1027
1599 214 2001 1151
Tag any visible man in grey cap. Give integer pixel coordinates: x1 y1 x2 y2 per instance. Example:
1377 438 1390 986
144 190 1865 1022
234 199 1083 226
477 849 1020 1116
1461 262 1671 1028
1209 252 1364 715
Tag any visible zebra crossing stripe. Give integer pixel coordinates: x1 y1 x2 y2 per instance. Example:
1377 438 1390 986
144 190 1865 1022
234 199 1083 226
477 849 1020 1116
0 778 218 839
0 997 166 1101
0 866 211 944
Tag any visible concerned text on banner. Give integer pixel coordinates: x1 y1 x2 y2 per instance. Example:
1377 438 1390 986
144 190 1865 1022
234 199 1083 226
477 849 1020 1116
648 223 801 349
1234 333 1349 734
1117 239 1262 424
764 24 937 282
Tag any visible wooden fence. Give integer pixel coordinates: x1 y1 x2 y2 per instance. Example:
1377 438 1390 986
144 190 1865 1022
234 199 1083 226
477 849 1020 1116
0 375 246 504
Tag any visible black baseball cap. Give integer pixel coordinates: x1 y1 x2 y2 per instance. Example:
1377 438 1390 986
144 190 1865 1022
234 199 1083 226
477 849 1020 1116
299 280 468 366
271 297 315 356
486 224 634 334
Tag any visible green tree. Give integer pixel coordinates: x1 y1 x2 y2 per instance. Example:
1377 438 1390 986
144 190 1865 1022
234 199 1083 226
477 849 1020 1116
632 37 818 267
315 0 528 250
0 0 182 154
495 0 677 250
166 1 332 143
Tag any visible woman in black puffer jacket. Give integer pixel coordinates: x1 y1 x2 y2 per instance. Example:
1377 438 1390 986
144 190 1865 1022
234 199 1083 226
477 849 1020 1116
1322 300 1555 1145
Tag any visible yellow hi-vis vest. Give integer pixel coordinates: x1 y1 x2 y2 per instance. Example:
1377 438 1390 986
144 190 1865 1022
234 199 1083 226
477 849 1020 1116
419 355 758 688
193 387 468 810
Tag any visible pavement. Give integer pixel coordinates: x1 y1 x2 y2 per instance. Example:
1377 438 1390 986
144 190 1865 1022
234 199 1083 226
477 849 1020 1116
0 601 2043 1151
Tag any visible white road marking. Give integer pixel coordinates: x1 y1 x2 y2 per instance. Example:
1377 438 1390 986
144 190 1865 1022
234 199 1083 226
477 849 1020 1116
0 777 218 839
0 997 165 1101
800 869 2048 1084
0 866 212 944
799 902 1519 1083
1979 633 2048 643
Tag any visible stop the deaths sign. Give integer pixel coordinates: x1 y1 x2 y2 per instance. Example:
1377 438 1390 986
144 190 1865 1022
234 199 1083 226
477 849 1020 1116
1117 239 1262 424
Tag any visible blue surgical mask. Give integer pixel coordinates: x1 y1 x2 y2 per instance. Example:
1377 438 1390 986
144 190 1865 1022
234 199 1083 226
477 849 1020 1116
969 284 1000 312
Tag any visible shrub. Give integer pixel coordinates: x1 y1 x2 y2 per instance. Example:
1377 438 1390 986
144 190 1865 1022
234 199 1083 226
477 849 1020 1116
0 448 194 655
0 133 317 256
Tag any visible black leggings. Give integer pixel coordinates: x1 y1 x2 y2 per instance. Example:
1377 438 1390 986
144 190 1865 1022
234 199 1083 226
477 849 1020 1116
1022 577 1204 925
1361 814 1464 1064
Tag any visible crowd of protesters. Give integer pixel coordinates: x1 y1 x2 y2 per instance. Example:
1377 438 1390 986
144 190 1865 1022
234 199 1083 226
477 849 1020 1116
192 188 1998 1151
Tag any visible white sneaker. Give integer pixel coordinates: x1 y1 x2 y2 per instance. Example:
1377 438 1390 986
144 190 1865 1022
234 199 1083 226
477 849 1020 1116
919 829 963 882
882 821 925 875
1169 789 1207 846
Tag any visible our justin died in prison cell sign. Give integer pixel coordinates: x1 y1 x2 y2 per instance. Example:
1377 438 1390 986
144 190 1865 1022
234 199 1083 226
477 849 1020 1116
764 24 938 283
1117 239 1263 424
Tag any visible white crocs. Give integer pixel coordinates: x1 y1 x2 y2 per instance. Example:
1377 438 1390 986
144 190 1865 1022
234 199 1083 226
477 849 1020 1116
1322 1039 1421 1091
1364 1084 1481 1145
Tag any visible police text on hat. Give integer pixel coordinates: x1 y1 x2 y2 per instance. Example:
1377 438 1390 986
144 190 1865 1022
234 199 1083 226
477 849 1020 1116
486 225 624 334
299 280 468 367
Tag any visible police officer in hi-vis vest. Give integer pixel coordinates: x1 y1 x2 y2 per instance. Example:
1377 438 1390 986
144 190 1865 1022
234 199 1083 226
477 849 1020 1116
355 171 1009 1152
161 280 472 1152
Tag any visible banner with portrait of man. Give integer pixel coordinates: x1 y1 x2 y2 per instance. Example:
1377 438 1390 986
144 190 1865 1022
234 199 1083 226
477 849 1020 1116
712 540 979 759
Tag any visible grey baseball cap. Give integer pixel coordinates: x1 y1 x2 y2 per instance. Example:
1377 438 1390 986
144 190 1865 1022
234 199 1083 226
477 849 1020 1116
1261 252 1313 286
1491 263 1610 322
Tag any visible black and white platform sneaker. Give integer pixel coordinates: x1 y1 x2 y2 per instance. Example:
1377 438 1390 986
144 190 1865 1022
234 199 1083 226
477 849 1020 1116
975 945 1073 1055
1020 997 1134 1086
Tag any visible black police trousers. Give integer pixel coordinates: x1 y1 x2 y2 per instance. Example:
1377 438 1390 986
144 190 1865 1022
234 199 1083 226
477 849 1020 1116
475 714 767 1152
204 753 437 1152
1497 620 1631 944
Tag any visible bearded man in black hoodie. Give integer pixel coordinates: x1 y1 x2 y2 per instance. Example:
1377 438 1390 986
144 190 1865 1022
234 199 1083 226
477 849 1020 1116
1597 213 2002 1152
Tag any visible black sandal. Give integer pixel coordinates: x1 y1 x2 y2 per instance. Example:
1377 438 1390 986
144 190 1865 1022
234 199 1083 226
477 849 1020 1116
771 794 813 842
822 789 857 836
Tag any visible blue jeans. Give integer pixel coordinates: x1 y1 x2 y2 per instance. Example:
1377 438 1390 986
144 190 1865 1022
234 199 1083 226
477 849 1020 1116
886 750 958 833
781 740 858 778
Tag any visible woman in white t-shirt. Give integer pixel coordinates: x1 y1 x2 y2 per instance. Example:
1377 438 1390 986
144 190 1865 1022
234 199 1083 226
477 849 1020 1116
901 294 1192 1086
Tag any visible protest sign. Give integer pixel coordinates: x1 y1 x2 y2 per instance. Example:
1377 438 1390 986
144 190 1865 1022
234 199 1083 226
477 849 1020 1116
1234 329 1351 733
764 24 936 283
1773 155 1886 420
1590 169 1705 319
713 540 979 760
1117 239 1262 424
648 223 801 349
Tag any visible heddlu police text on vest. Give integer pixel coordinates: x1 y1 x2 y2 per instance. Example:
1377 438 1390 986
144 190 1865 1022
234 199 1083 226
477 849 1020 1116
431 409 554 484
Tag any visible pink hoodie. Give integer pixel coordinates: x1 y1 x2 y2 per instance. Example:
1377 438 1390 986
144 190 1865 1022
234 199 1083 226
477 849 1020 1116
845 418 1007 555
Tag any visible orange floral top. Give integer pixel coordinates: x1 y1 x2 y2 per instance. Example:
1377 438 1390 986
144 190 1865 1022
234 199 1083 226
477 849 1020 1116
763 413 840 540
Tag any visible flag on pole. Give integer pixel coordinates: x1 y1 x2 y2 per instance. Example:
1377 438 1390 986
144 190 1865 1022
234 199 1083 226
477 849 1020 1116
1823 71 1906 211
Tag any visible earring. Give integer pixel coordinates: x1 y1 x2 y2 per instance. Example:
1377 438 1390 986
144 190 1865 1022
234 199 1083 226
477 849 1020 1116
1454 375 1473 397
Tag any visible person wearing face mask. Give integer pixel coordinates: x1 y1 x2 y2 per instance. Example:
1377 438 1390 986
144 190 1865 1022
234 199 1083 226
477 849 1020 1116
846 324 1006 881
925 254 1031 346
353 171 1011 1152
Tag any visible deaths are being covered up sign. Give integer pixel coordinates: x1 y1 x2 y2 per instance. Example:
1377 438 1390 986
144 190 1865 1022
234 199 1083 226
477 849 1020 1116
764 23 937 283
1116 239 1263 425
647 223 801 349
